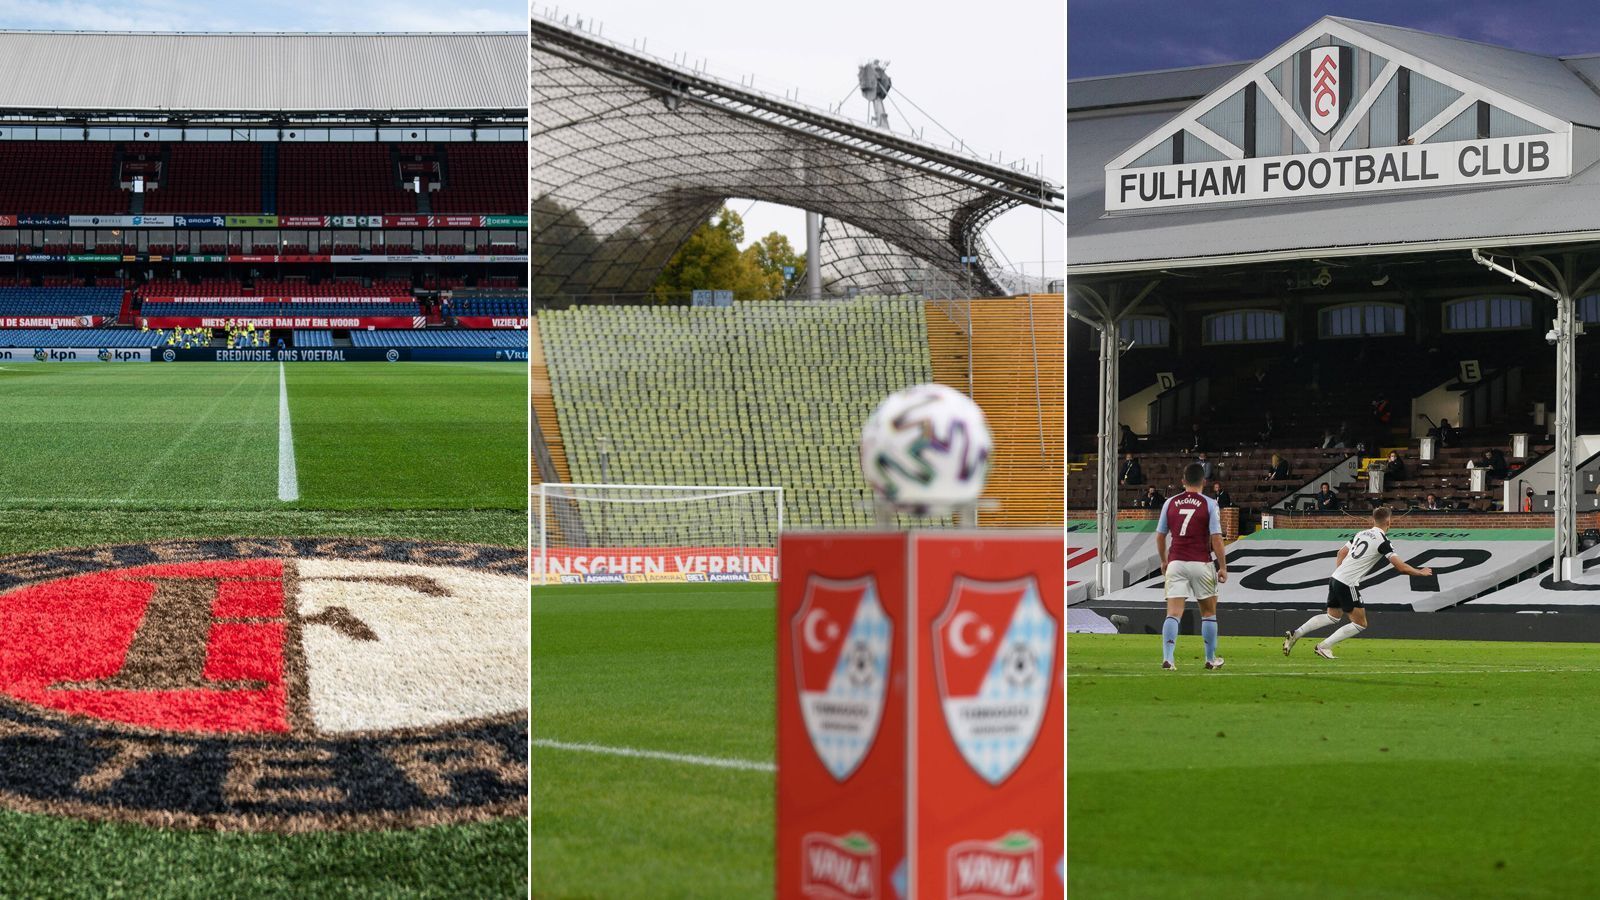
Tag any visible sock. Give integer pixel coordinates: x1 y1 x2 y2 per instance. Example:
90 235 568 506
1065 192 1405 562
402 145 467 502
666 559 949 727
1293 613 1339 638
1201 616 1218 661
1320 621 1366 648
1161 616 1179 664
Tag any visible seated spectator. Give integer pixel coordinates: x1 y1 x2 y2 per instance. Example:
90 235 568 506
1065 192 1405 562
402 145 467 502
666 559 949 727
1209 482 1233 508
1194 451 1213 482
1188 422 1206 452
1422 493 1442 511
1333 420 1351 449
1385 450 1407 481
1264 453 1290 482
1439 418 1458 447
1118 424 1137 455
1135 486 1164 509
1523 486 1535 512
1320 427 1335 449
1315 482 1340 511
1119 453 1144 486
1489 448 1509 479
1256 411 1276 446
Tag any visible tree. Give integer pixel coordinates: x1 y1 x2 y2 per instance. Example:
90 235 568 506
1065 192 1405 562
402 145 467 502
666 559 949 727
651 206 803 301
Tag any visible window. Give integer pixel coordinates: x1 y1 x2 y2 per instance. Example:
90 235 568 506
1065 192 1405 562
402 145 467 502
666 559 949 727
1581 294 1600 324
1319 303 1405 338
1444 296 1532 332
1118 316 1169 348
1203 310 1283 345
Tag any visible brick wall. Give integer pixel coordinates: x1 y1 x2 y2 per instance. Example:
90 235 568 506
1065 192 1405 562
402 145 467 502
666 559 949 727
1067 507 1242 542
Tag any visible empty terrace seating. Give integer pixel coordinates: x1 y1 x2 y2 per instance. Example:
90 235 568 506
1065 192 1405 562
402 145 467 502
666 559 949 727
432 144 522 213
140 301 421 317
538 299 935 536
292 330 333 347
349 329 524 348
448 296 525 316
0 143 126 213
142 144 263 213
140 279 245 297
0 329 161 348
925 295 1064 527
0 287 122 317
276 144 415 215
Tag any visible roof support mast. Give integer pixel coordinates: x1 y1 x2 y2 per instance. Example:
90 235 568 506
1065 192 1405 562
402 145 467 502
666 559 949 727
807 61 895 300
1070 279 1159 597
1473 248 1600 583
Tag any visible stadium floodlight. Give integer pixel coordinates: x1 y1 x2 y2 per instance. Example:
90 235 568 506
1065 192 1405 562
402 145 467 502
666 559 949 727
533 483 784 585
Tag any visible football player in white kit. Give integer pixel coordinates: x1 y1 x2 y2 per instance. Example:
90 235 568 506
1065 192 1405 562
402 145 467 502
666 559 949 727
1282 506 1434 659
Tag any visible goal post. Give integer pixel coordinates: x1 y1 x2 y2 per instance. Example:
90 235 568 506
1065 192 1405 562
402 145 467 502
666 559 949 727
534 483 784 585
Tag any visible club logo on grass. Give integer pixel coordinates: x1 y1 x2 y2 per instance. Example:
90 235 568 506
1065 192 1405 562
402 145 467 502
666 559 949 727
0 538 528 831
801 831 879 899
933 577 1057 785
947 832 1043 900
792 576 890 781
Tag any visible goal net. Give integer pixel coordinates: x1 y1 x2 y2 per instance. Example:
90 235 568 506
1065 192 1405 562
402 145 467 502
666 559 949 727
533 483 784 585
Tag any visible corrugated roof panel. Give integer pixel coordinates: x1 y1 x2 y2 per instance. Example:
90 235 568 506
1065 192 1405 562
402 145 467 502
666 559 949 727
0 32 526 113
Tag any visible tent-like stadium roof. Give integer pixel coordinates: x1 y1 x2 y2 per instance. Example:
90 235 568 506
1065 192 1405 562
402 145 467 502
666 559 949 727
0 31 526 115
531 16 1061 299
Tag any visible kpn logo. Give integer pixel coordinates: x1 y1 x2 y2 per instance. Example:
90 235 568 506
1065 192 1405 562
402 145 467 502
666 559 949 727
0 538 528 830
947 832 1044 900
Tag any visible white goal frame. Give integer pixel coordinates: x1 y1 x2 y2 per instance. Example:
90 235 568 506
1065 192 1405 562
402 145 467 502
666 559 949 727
534 483 785 585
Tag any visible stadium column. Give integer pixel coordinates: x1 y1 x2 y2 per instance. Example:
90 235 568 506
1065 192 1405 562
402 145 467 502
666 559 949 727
1070 279 1159 597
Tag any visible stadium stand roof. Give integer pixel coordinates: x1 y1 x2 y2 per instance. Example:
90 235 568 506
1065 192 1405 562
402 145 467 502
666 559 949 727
0 32 525 116
1069 16 1600 274
531 15 1061 298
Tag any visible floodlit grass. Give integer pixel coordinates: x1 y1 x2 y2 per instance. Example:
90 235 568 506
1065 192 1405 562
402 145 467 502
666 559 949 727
1068 634 1600 899
0 363 526 510
532 584 775 898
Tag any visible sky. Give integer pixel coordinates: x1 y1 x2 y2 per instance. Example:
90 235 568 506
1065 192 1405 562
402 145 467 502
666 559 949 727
0 0 525 32
1068 0 1600 78
536 0 1065 283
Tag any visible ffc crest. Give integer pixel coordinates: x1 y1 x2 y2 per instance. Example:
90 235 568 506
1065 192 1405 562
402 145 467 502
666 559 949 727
1300 45 1352 134
792 575 891 781
933 577 1057 785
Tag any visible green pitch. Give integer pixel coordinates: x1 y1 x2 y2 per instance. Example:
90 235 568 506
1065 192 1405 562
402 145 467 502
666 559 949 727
0 363 525 509
0 507 527 899
532 584 775 899
1069 634 1600 899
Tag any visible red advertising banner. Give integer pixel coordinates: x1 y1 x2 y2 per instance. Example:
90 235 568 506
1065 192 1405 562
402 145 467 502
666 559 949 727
383 215 429 228
776 530 1063 900
227 254 332 264
0 316 102 328
143 296 412 304
534 546 776 583
454 316 528 329
778 533 909 900
913 532 1062 900
139 316 422 329
0 215 16 227
434 215 482 227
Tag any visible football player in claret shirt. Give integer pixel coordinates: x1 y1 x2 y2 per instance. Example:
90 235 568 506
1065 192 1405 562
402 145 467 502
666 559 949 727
1282 505 1434 660
1154 462 1227 670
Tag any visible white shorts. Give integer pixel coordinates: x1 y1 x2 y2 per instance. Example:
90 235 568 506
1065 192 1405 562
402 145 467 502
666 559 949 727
1164 560 1218 600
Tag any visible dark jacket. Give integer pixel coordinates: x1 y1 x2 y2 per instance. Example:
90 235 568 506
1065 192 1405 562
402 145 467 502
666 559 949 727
1120 459 1144 485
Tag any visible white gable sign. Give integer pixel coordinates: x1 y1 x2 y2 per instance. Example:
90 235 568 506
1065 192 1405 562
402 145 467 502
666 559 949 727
1108 135 1568 211
1104 20 1574 213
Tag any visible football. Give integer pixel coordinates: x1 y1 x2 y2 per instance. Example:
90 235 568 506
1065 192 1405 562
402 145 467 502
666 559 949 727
859 383 993 515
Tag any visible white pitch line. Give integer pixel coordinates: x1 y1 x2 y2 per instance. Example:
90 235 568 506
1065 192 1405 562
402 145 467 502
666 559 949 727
533 738 775 772
277 362 299 501
1072 666 1600 679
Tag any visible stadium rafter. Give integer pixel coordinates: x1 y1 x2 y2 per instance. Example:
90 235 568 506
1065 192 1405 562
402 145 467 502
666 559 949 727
531 15 1062 298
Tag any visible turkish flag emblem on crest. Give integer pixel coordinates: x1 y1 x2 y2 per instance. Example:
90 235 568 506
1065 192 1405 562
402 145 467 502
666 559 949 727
933 577 1058 785
792 575 892 782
